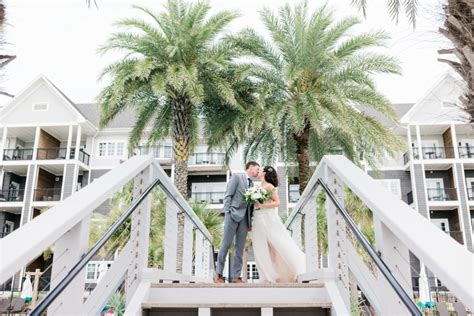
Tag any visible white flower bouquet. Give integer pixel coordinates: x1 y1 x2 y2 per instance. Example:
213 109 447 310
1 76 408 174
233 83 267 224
243 186 272 204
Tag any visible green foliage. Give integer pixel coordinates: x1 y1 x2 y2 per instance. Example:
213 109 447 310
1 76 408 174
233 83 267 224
107 293 126 316
191 202 224 248
215 1 404 170
98 0 258 156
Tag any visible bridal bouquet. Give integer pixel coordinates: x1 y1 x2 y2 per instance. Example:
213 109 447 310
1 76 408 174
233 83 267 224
243 186 272 204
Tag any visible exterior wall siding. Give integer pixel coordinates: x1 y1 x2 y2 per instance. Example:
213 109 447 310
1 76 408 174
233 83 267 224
454 163 473 251
368 170 412 203
413 164 429 218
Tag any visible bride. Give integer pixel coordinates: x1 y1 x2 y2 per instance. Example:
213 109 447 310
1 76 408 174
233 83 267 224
252 166 306 283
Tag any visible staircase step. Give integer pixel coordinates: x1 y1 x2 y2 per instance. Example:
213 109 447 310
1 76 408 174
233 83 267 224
150 282 325 288
143 281 330 308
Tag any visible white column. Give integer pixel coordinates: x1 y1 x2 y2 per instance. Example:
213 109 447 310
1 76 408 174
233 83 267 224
65 125 73 160
416 125 422 160
32 126 40 160
406 125 413 160
261 308 273 316
74 125 82 160
451 124 459 159
0 127 8 161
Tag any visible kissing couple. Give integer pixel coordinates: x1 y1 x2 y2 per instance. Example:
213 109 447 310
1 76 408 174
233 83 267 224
214 161 306 283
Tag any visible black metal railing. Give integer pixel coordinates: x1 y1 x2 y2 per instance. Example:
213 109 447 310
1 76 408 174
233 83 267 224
467 188 474 201
36 147 68 160
0 189 25 202
76 149 90 165
287 178 422 316
288 188 300 203
426 188 457 201
34 188 61 202
407 191 413 205
458 146 474 159
191 192 225 204
412 147 455 160
189 153 225 165
137 145 173 159
2 148 34 161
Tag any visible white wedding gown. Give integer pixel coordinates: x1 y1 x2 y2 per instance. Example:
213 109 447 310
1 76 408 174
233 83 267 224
251 205 306 283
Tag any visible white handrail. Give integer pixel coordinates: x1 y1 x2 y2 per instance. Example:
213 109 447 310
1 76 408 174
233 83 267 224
286 155 474 311
0 156 213 284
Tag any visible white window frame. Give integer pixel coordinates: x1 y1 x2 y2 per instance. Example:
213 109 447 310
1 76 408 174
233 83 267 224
116 142 125 156
98 142 107 157
32 102 49 111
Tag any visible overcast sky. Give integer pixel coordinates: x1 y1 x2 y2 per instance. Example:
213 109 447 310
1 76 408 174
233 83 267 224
1 0 452 106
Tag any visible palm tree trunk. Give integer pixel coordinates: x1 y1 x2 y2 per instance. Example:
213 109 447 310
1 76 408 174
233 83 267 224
171 94 193 274
293 123 311 194
438 0 474 122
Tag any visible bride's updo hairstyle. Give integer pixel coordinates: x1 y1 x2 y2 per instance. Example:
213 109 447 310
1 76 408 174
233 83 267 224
263 166 279 187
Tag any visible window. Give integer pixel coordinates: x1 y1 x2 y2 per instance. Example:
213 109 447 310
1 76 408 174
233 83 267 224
98 142 107 156
98 141 125 157
376 179 401 199
107 142 116 156
86 263 96 280
116 142 124 156
33 103 48 111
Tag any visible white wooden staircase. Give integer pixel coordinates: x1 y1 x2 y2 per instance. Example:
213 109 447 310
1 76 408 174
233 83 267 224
0 155 472 316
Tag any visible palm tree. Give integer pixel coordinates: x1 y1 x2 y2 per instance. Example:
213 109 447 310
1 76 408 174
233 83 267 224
97 0 258 272
220 1 403 193
191 203 223 248
0 1 15 98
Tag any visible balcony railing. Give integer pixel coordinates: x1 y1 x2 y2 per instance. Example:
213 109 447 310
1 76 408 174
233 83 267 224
413 147 455 160
34 188 61 202
467 188 474 201
403 152 410 165
0 189 25 202
427 187 457 201
74 149 90 165
191 192 225 204
288 188 300 203
458 146 474 159
36 147 68 160
137 145 173 159
3 148 34 160
189 153 225 165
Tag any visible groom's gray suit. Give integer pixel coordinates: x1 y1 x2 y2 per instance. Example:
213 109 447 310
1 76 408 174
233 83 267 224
216 173 253 279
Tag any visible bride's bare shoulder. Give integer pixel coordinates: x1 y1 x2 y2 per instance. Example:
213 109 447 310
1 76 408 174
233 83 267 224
262 183 275 192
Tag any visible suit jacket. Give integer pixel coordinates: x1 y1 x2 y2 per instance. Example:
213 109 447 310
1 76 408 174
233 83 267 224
223 173 253 224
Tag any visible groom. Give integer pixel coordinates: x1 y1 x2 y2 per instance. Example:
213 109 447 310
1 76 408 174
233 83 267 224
214 161 260 283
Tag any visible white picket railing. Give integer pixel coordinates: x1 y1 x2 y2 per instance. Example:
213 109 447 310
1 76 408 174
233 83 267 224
0 156 214 315
285 155 474 315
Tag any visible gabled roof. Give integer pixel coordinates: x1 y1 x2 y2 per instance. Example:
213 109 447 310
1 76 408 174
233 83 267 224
0 74 88 123
75 103 137 129
400 71 468 124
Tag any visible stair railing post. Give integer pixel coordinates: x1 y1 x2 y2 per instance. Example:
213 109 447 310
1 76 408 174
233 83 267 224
47 215 91 314
126 166 153 303
325 166 351 311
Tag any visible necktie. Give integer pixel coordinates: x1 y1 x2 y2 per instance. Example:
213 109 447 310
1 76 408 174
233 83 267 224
248 178 253 187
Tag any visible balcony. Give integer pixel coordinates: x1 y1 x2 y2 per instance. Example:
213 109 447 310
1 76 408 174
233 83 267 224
3 148 34 161
458 146 474 159
0 189 24 202
189 153 225 165
137 145 173 159
413 147 455 160
191 191 225 204
34 188 61 202
427 188 457 201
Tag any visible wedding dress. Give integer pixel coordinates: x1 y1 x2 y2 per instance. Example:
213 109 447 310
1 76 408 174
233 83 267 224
251 201 306 283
